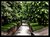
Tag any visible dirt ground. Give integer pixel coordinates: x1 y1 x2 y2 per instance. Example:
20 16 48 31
33 27 49 36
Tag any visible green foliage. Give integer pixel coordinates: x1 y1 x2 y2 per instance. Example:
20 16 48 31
1 22 17 32
30 23 44 31
1 1 49 26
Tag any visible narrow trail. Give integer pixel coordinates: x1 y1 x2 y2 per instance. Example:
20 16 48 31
14 23 32 36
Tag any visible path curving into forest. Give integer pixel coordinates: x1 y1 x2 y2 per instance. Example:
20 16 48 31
14 22 48 36
14 22 33 36
1 21 48 36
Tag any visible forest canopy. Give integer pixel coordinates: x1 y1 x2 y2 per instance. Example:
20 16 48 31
1 1 49 26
